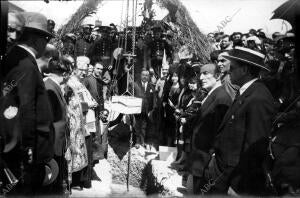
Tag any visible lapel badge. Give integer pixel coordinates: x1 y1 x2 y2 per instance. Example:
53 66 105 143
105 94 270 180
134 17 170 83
4 106 18 119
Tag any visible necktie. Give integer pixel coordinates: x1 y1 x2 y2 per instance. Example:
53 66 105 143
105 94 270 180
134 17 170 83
233 91 240 103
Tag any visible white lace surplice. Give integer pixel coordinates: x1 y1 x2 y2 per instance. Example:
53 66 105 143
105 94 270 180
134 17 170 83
65 76 98 173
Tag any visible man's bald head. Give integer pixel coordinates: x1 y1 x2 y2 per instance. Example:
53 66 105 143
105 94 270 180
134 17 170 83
199 63 221 91
200 63 220 78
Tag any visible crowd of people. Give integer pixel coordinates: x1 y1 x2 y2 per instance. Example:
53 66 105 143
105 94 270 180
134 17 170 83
0 8 299 197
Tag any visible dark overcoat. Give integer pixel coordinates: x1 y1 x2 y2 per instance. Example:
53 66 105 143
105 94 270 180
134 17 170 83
44 78 67 157
134 81 155 114
208 80 277 194
189 85 232 177
1 46 54 164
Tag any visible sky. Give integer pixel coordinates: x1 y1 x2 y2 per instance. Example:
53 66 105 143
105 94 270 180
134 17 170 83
10 0 291 37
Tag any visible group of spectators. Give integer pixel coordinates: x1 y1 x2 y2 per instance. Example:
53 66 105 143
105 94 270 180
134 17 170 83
1 11 112 196
0 8 299 197
154 29 299 196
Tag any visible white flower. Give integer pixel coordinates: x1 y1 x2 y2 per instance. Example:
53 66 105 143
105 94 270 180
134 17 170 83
3 106 18 119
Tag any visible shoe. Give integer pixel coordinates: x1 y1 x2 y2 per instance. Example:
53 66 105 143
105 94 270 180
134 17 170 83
177 187 187 194
71 186 83 191
170 160 181 167
170 162 182 170
170 163 184 170
171 151 187 167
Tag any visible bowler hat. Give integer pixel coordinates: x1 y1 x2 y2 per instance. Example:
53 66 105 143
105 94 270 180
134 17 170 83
222 47 270 71
42 158 59 186
22 12 54 37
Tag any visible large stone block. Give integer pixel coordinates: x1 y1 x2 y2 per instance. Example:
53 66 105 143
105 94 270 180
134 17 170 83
142 160 185 197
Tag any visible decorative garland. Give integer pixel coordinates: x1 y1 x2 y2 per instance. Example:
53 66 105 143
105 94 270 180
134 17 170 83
54 0 103 50
157 0 212 64
54 0 211 64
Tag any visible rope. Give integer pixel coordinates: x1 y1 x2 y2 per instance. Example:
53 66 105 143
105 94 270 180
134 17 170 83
131 0 138 96
109 0 125 97
126 0 138 191
124 0 130 53
108 0 138 97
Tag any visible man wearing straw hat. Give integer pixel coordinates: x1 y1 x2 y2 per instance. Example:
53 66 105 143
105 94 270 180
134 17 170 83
1 12 57 195
202 47 277 195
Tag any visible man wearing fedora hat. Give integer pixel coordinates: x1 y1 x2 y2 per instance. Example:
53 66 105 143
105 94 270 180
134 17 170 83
202 47 277 195
1 12 56 195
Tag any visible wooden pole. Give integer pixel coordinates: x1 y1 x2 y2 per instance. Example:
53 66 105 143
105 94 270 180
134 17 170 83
126 115 134 192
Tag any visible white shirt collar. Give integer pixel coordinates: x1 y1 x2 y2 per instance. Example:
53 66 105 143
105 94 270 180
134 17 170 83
239 78 258 95
142 81 148 91
142 81 148 86
18 44 36 59
207 81 222 97
201 81 222 104
44 76 61 87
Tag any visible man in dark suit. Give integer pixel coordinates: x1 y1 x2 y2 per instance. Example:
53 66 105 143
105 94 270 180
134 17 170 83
187 63 232 194
1 12 55 195
134 69 155 147
44 58 70 194
204 47 277 195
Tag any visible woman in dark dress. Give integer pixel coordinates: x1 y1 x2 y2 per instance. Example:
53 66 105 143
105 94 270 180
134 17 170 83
162 71 181 146
171 76 200 168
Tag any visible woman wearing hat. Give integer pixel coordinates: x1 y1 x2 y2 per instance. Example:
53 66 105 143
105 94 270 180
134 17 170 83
171 76 200 170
